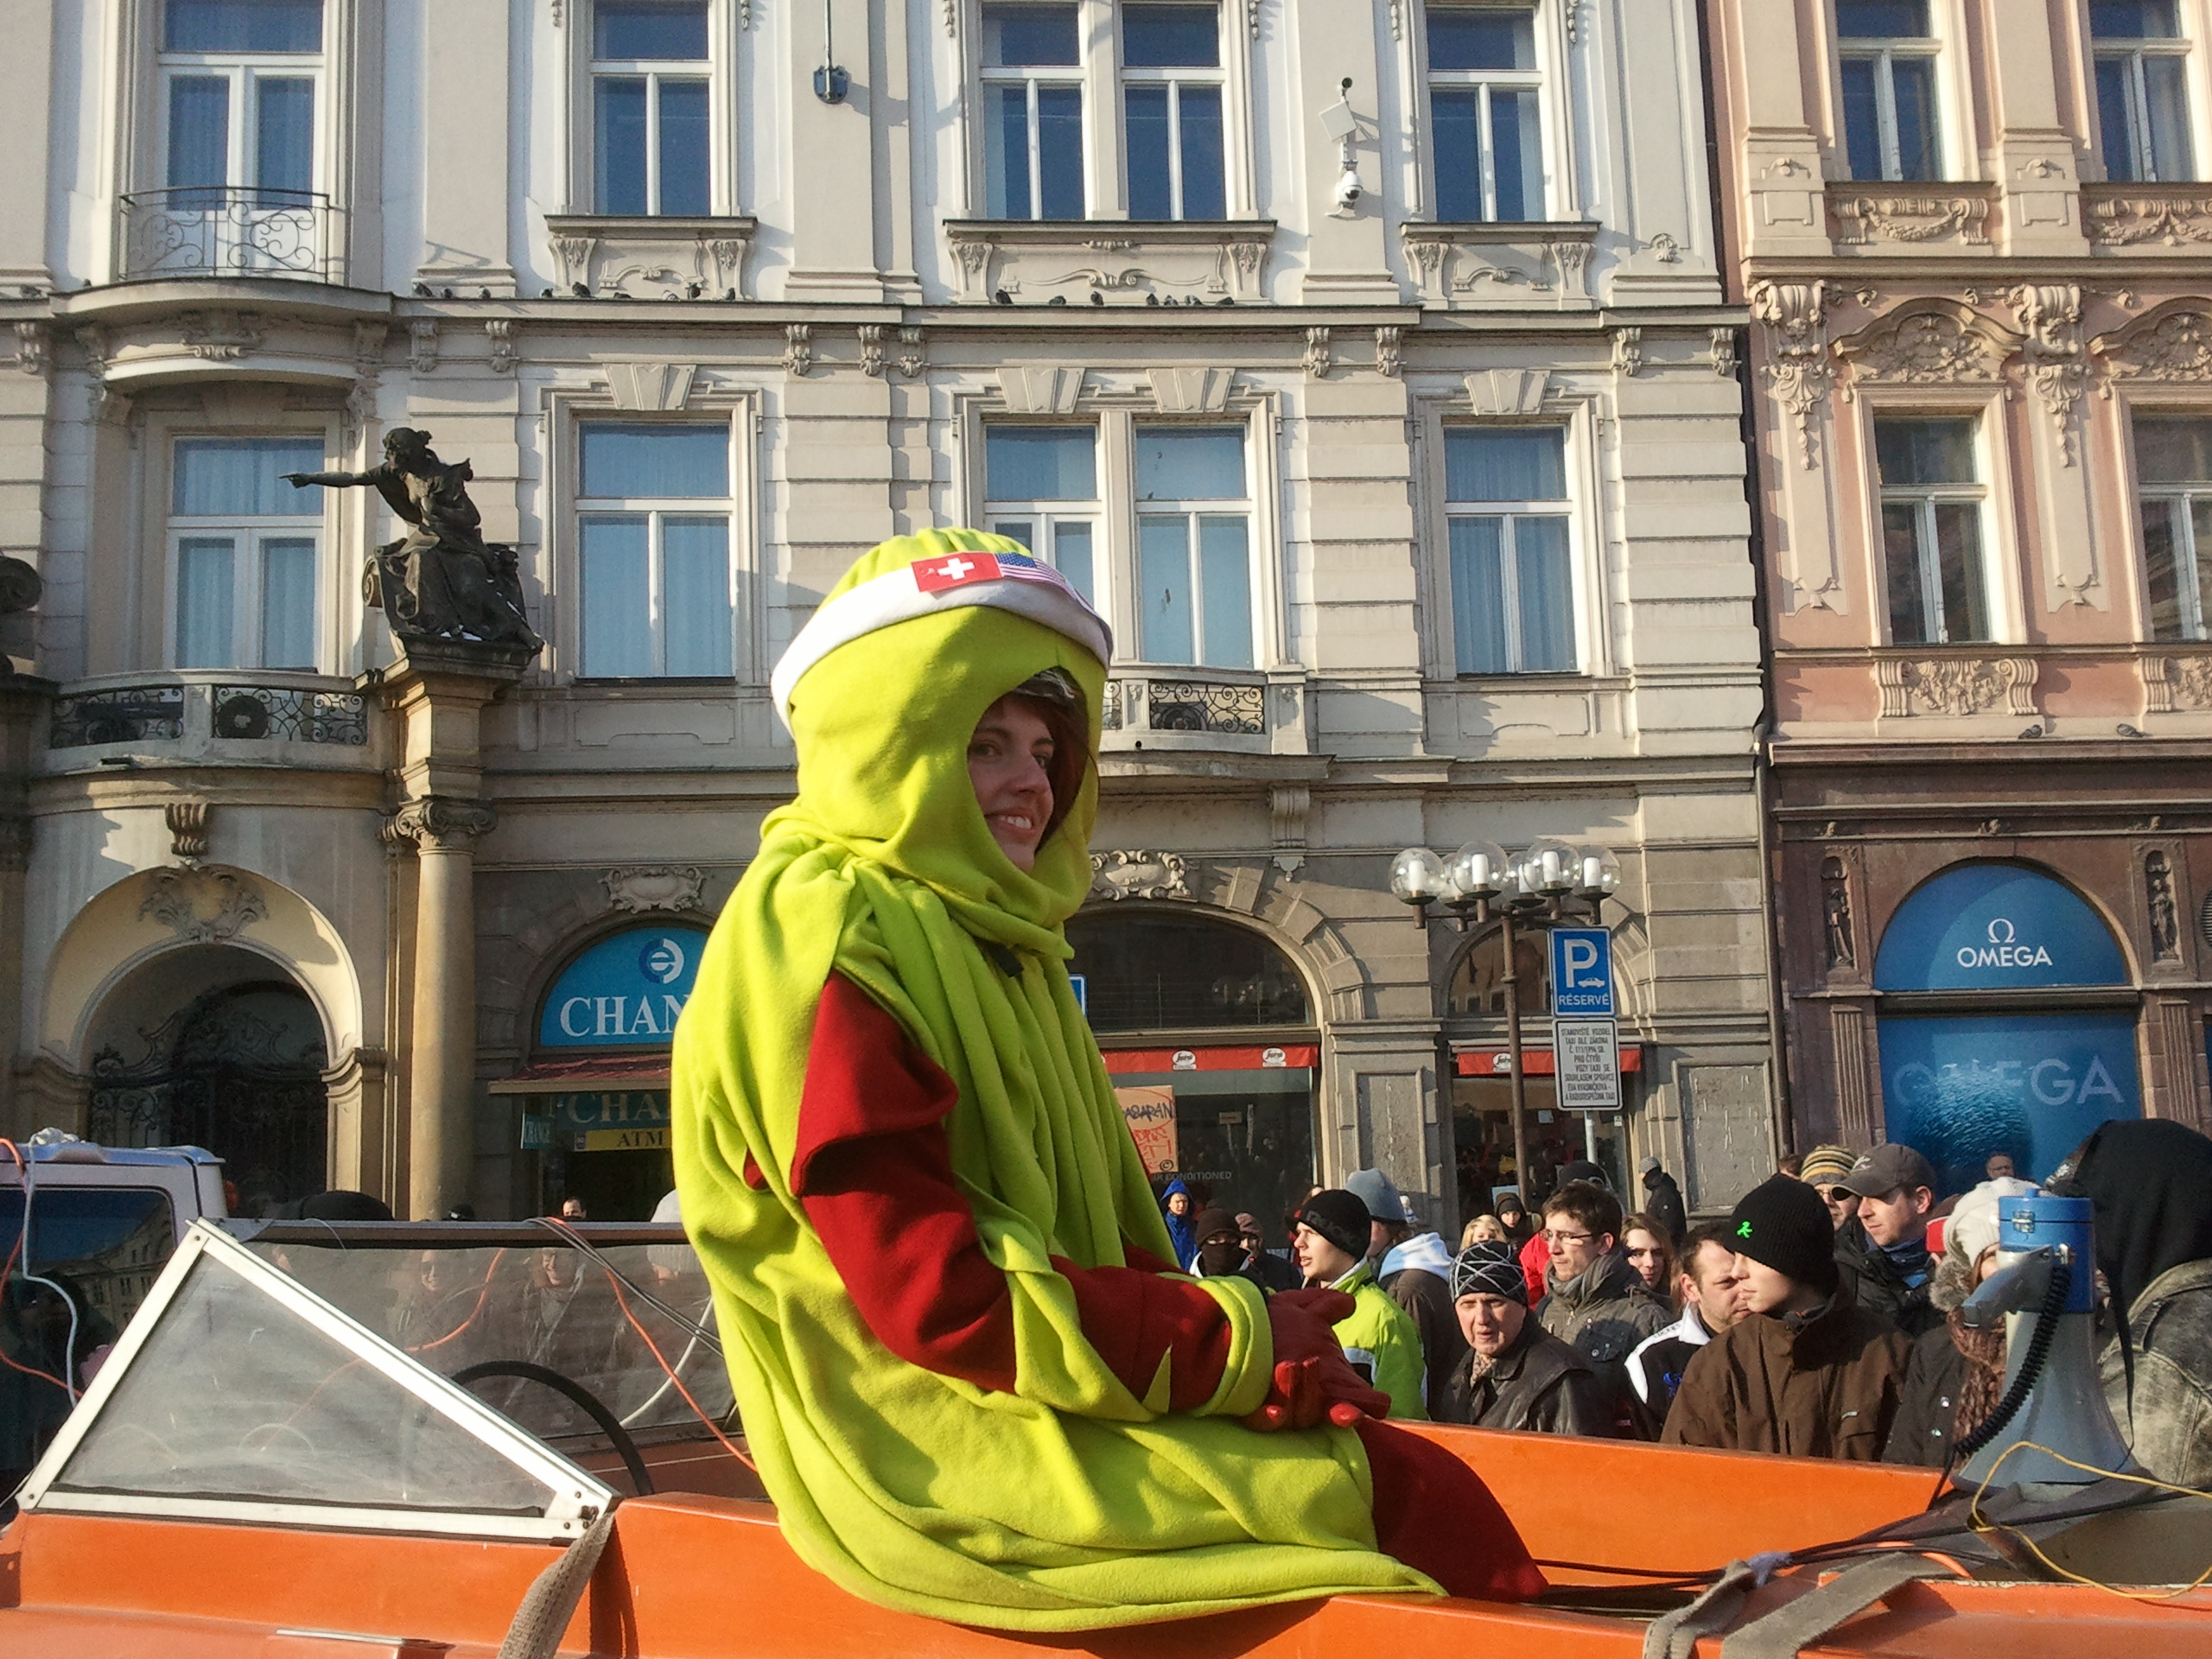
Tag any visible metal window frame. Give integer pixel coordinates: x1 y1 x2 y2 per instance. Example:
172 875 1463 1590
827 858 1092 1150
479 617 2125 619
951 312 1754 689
16 1220 615 1544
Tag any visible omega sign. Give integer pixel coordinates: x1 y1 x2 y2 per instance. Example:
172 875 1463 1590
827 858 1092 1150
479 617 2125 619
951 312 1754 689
1955 917 2053 972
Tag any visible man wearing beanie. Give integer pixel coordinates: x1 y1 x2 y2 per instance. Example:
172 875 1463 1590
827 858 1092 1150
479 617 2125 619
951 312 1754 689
1797 1144 1860 1234
1436 1243 1611 1435
1293 1191 1428 1419
1662 1175 1910 1459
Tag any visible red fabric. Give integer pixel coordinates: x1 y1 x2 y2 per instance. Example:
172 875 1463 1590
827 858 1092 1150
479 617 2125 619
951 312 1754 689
1518 1231 1549 1304
1355 1421 1546 1603
794 973 1239 1408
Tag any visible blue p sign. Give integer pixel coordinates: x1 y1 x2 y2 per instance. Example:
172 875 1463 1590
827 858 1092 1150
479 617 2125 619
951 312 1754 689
1550 928 1614 1016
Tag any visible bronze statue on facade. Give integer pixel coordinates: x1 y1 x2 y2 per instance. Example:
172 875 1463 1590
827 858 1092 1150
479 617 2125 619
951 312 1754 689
284 428 540 652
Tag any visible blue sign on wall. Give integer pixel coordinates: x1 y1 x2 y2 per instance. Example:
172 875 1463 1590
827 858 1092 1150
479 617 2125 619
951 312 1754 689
1549 928 1615 1017
538 925 710 1048
1877 1011 2140 1191
1873 863 2128 992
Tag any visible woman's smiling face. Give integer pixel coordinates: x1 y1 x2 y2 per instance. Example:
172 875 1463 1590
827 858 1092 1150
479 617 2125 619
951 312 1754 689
967 697 1056 871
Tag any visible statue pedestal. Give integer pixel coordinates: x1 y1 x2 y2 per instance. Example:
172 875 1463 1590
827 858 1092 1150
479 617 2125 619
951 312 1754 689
366 639 532 1220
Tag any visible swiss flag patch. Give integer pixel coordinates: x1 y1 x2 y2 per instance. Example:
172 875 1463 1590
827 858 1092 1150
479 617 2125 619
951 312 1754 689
912 551 1004 591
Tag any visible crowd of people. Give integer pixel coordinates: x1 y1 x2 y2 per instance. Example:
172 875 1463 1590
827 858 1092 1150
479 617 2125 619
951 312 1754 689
1158 1120 2212 1486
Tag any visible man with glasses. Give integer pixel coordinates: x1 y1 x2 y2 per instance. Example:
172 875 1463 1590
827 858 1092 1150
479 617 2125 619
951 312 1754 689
1534 1180 1669 1427
1798 1144 1861 1235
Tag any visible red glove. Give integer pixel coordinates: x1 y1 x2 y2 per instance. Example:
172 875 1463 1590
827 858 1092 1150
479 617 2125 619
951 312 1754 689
1243 1288 1393 1432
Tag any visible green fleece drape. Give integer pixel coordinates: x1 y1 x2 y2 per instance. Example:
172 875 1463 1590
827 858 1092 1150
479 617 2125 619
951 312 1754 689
671 529 1437 1630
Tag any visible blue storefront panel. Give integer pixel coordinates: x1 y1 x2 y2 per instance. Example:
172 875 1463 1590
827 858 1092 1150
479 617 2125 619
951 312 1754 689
537 925 710 1049
1875 1010 2140 1191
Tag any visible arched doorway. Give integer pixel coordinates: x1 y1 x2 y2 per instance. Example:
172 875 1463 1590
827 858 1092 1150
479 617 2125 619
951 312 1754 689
84 949 329 1215
1065 911 1318 1241
1874 861 2141 1191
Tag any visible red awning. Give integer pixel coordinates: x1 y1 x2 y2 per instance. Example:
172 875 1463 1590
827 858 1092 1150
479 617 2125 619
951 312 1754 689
1102 1044 1319 1075
489 1054 673 1095
1452 1045 1643 1078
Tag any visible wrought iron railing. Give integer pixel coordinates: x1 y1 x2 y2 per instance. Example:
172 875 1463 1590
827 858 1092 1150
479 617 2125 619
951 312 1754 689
212 684 367 745
50 679 368 750
118 187 345 283
50 685 186 748
1102 673 1270 737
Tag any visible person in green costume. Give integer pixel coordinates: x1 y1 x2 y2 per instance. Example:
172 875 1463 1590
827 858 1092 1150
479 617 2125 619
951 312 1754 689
671 528 1541 1630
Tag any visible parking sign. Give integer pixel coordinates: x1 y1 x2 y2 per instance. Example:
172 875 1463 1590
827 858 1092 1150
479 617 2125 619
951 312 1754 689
1549 927 1614 1016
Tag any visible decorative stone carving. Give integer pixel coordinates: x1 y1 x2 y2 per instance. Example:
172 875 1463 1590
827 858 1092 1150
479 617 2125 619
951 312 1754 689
140 867 265 944
386 796 498 853
1649 232 1681 263
1834 302 2015 393
1303 327 1332 378
1465 368 1549 416
2010 285 2084 464
1374 325 1402 378
859 324 887 378
1750 279 1829 468
165 800 210 862
940 219 1274 303
784 323 812 377
1612 327 1643 378
409 319 440 374
1710 327 1738 378
1090 849 1189 901
2147 849 2181 962
348 321 387 429
542 215 756 299
289 428 540 652
74 326 129 423
181 311 263 362
2086 186 2212 248
485 318 516 374
1268 785 1309 876
1877 655 2039 718
1149 366 1234 412
603 362 697 411
1000 365 1084 414
602 865 707 913
1399 222 1598 310
1821 855 1856 970
2090 302 2212 390
899 326 926 378
1830 191 1992 247
14 322 47 377
2143 653 2212 712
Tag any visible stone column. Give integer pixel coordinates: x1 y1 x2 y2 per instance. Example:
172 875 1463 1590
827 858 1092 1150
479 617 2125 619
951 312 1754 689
372 639 529 1217
388 796 495 1219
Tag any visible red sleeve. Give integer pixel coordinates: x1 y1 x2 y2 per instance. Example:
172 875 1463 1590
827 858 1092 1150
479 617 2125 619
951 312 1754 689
793 973 1238 1409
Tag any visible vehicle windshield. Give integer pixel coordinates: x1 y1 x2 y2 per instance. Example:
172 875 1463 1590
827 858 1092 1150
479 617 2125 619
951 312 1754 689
243 1224 733 1470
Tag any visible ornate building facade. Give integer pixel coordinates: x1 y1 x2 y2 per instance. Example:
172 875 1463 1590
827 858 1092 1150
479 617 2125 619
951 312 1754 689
0 0 1770 1223
1710 0 2212 1187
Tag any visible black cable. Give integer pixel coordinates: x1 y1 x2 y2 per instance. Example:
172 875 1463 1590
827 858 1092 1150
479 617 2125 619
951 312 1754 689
1951 1256 2073 1463
452 1358 656 1497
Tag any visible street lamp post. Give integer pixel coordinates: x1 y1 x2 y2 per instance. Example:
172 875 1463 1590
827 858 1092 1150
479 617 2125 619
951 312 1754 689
1389 837 1621 1218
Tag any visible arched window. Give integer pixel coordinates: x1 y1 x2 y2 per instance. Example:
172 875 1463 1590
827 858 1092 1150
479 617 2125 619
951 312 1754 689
1066 912 1316 1255
1873 861 2139 1191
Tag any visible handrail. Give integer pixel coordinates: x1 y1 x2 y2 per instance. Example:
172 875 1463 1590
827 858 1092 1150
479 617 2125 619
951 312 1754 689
118 186 346 283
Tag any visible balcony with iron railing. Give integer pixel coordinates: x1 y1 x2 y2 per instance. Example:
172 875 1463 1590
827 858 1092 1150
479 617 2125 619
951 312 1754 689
1096 667 1308 755
118 188 346 284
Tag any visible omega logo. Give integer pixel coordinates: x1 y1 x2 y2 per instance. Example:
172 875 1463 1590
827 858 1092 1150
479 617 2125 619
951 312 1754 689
1957 916 2054 970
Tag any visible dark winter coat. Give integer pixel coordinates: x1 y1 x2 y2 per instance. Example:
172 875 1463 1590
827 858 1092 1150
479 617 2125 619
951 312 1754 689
1381 1255 1469 1416
1641 1172 1688 1245
1880 1323 1969 1467
1662 1294 1910 1460
1834 1219 1940 1339
1437 1317 1614 1436
1538 1249 1672 1428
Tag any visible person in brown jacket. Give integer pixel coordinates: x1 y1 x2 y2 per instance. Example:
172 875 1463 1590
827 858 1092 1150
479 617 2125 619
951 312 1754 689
1663 1174 1910 1460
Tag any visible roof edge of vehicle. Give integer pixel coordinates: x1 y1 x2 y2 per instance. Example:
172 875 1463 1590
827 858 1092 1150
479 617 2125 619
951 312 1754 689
1 1135 223 1172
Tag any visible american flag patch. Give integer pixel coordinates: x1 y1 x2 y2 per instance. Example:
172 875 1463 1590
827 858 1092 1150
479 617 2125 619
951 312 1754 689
910 549 1075 595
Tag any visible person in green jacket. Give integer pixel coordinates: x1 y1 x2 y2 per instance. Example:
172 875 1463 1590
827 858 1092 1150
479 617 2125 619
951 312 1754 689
671 529 1537 1631
1294 1189 1429 1419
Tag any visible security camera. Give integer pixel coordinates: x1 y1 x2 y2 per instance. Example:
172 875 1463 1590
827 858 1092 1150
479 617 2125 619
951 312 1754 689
1334 168 1363 210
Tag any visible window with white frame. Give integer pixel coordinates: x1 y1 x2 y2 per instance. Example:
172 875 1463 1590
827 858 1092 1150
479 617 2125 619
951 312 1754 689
1122 6 1225 220
1443 427 1575 674
1426 3 1545 223
158 0 325 206
1836 0 1942 181
987 426 1101 606
2134 415 2212 640
169 437 326 671
1876 417 1991 645
2094 0 2195 183
1135 426 1252 668
592 0 712 215
982 3 1086 219
576 423 734 677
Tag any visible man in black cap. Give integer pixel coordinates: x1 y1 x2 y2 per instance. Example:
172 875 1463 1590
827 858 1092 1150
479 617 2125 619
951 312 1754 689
1832 1143 1942 1338
1663 1174 1908 1459
1435 1243 1611 1436
1638 1156 1687 1246
1189 1205 1277 1295
1293 1191 1428 1418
